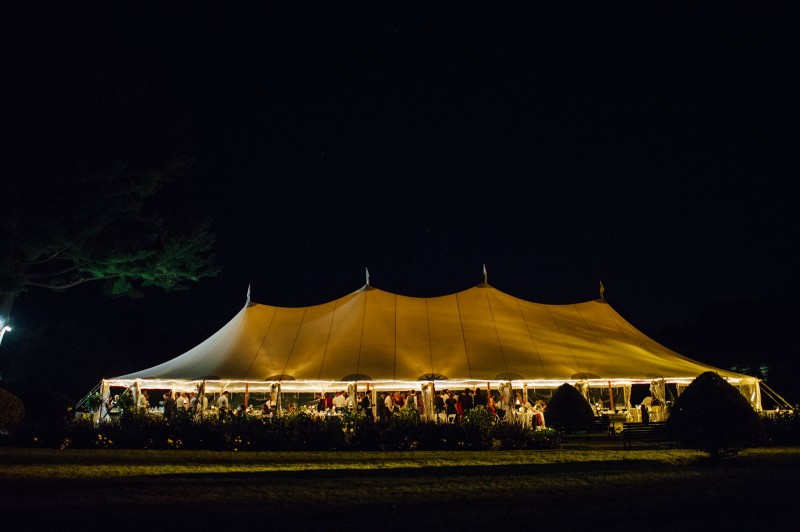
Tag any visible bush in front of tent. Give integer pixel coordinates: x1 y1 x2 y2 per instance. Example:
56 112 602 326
62 416 101 448
463 405 496 449
761 410 800 446
545 383 595 433
490 423 561 450
380 406 421 449
0 388 25 433
278 410 346 450
413 421 467 450
668 371 765 459
174 416 229 450
105 408 169 449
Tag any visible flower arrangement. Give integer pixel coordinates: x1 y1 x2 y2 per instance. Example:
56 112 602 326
338 406 365 443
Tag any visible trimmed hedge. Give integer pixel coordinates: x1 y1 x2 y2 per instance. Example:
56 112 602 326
545 383 594 433
668 371 765 458
2 407 560 451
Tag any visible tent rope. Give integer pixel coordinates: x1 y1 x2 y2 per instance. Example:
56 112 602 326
760 381 793 409
75 381 101 411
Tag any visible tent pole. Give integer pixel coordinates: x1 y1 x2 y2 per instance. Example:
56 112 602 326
98 380 110 426
608 381 615 411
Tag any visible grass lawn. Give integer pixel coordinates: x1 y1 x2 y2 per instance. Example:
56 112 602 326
2 446 798 530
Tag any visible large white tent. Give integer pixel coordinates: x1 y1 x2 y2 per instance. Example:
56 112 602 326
103 280 761 410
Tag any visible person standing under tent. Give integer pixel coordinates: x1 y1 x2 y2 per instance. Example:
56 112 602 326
461 388 474 415
404 392 417 411
445 393 457 421
360 392 373 422
495 395 506 420
384 392 395 419
162 392 175 422
377 392 387 422
333 390 347 410
434 391 445 420
316 393 326 412
137 390 149 410
397 392 406 409
473 388 485 408
175 392 186 410
217 391 230 415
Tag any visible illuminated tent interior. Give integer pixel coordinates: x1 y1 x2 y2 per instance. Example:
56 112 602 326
103 279 762 410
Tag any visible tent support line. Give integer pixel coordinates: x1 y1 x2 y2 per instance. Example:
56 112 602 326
760 381 792 409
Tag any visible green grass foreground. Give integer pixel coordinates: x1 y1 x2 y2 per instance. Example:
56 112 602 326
2 447 799 530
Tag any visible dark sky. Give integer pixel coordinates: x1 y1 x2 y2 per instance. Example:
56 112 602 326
3 3 799 386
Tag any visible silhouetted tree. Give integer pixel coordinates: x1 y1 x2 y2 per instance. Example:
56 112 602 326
0 163 220 332
668 371 765 459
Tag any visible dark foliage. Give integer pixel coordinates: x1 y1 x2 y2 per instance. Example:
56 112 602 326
1 407 562 452
668 371 765 458
491 422 561 450
545 383 595 433
761 411 800 446
0 388 25 429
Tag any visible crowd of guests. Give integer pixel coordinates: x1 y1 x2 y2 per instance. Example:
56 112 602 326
111 387 545 426
313 388 545 426
104 388 281 424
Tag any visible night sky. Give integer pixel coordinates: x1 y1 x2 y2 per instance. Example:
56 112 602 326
3 3 799 398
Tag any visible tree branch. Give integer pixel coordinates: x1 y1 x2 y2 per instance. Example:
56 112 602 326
23 276 117 291
22 249 67 267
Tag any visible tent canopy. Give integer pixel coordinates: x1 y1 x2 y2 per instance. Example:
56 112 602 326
108 283 756 395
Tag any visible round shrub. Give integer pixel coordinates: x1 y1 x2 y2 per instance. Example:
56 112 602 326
0 388 25 429
668 371 765 458
462 405 495 448
545 383 594 432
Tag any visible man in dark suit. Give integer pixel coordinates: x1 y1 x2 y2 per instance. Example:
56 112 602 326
461 387 474 414
162 392 176 423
